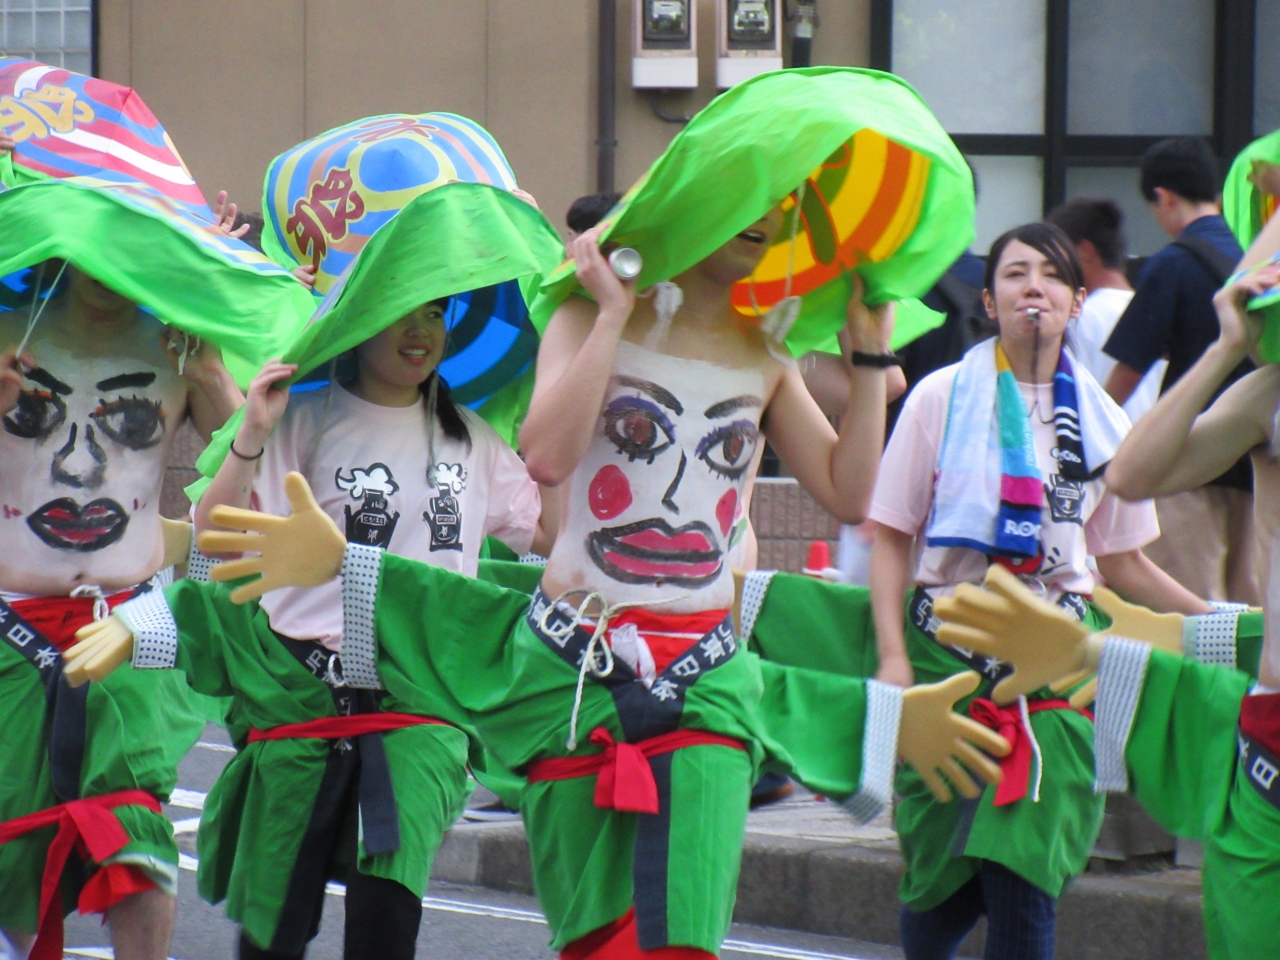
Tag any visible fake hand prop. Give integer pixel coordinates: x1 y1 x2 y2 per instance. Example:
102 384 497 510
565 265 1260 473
1092 586 1183 653
198 472 345 604
933 566 1104 705
899 671 1009 802
64 616 135 687
162 518 193 573
1048 586 1186 708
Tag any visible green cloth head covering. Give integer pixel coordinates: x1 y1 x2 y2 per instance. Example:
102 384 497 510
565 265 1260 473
187 181 564 502
0 178 315 383
533 66 972 355
1223 129 1280 360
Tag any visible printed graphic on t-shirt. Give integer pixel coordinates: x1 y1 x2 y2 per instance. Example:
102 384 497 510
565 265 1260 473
1045 475 1085 525
335 463 400 549
423 462 467 552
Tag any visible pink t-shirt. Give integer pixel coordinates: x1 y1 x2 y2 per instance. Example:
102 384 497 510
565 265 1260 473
869 364 1159 599
253 385 540 649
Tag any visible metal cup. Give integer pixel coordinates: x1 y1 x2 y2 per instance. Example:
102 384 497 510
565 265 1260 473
608 247 642 280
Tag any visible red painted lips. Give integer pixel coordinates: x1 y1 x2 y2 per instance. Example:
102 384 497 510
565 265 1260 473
588 519 723 587
27 498 129 552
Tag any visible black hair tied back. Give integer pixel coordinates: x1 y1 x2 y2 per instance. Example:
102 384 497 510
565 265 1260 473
421 371 472 449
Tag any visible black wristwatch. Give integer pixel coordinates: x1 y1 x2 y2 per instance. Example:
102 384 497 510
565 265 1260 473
849 350 903 369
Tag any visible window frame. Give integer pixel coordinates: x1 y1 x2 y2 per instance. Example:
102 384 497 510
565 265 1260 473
0 0 97 75
870 0 1258 213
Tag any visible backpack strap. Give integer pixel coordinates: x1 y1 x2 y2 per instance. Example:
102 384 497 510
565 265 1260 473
1172 235 1237 285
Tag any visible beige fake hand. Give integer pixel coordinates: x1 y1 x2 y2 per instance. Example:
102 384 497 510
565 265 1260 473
1049 587 1185 709
64 615 135 687
197 472 345 605
161 517 193 573
899 672 1010 802
1092 586 1183 653
934 565 1097 705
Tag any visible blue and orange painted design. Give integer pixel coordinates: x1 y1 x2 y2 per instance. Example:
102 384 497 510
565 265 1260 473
264 113 518 294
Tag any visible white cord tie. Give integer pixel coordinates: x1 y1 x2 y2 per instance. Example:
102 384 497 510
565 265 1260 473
16 259 70 357
167 329 202 377
747 181 807 362
641 281 684 352
70 584 110 622
1018 695 1045 803
541 589 688 751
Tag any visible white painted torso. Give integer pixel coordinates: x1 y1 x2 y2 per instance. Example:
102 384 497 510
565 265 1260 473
0 307 188 596
544 341 765 612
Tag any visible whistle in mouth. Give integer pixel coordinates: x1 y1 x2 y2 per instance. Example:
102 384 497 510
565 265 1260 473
1026 308 1042 323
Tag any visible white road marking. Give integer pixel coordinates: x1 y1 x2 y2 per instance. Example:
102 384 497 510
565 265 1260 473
172 816 201 835
65 949 183 960
168 788 206 811
174 854 881 960
196 740 236 754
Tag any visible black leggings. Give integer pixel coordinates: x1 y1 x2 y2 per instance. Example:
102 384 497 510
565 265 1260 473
236 868 423 960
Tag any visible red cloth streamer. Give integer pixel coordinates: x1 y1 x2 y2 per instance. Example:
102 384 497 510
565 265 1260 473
560 906 715 960
10 591 137 653
0 789 162 960
1241 691 1280 758
968 699 1092 806
605 607 730 674
247 712 452 742
527 726 745 815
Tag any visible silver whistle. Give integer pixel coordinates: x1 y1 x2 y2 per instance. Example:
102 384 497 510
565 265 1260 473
1026 307 1041 323
608 247 642 280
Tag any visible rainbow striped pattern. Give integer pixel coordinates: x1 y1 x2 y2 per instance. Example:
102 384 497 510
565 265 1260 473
730 128 930 319
0 57 211 219
993 343 1044 559
263 113 518 295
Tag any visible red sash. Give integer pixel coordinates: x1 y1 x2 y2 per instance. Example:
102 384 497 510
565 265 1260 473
10 591 137 653
968 698 1092 806
527 726 745 815
0 789 162 960
247 712 452 742
1241 691 1280 758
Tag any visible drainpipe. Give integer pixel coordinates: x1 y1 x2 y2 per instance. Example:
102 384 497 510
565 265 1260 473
596 0 618 192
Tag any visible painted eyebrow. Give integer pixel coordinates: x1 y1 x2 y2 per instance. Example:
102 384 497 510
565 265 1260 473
704 395 762 418
96 372 156 391
615 376 683 415
26 368 72 395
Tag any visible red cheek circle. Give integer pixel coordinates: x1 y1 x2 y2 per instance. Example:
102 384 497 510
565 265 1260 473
716 489 737 538
589 465 632 520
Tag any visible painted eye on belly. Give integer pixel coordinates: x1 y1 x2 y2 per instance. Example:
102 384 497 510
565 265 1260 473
695 420 760 480
602 396 675 463
3 390 67 440
91 395 166 450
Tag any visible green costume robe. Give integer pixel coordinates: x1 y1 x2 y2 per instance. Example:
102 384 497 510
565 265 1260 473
1094 616 1273 960
116 567 479 954
740 570 1104 911
0 579 203 933
210 544 903 953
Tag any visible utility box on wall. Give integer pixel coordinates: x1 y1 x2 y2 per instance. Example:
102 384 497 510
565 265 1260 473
632 0 699 89
716 0 783 88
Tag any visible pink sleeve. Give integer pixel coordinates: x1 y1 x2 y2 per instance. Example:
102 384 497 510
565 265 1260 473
483 439 541 556
868 385 945 537
1084 489 1160 557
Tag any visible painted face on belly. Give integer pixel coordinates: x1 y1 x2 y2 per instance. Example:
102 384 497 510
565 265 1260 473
581 374 760 589
1 350 176 570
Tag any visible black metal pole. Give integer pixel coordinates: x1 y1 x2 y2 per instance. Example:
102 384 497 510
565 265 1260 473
1042 0 1070 213
597 0 618 193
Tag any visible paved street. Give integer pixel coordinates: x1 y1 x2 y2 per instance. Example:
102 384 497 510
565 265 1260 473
62 725 912 960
